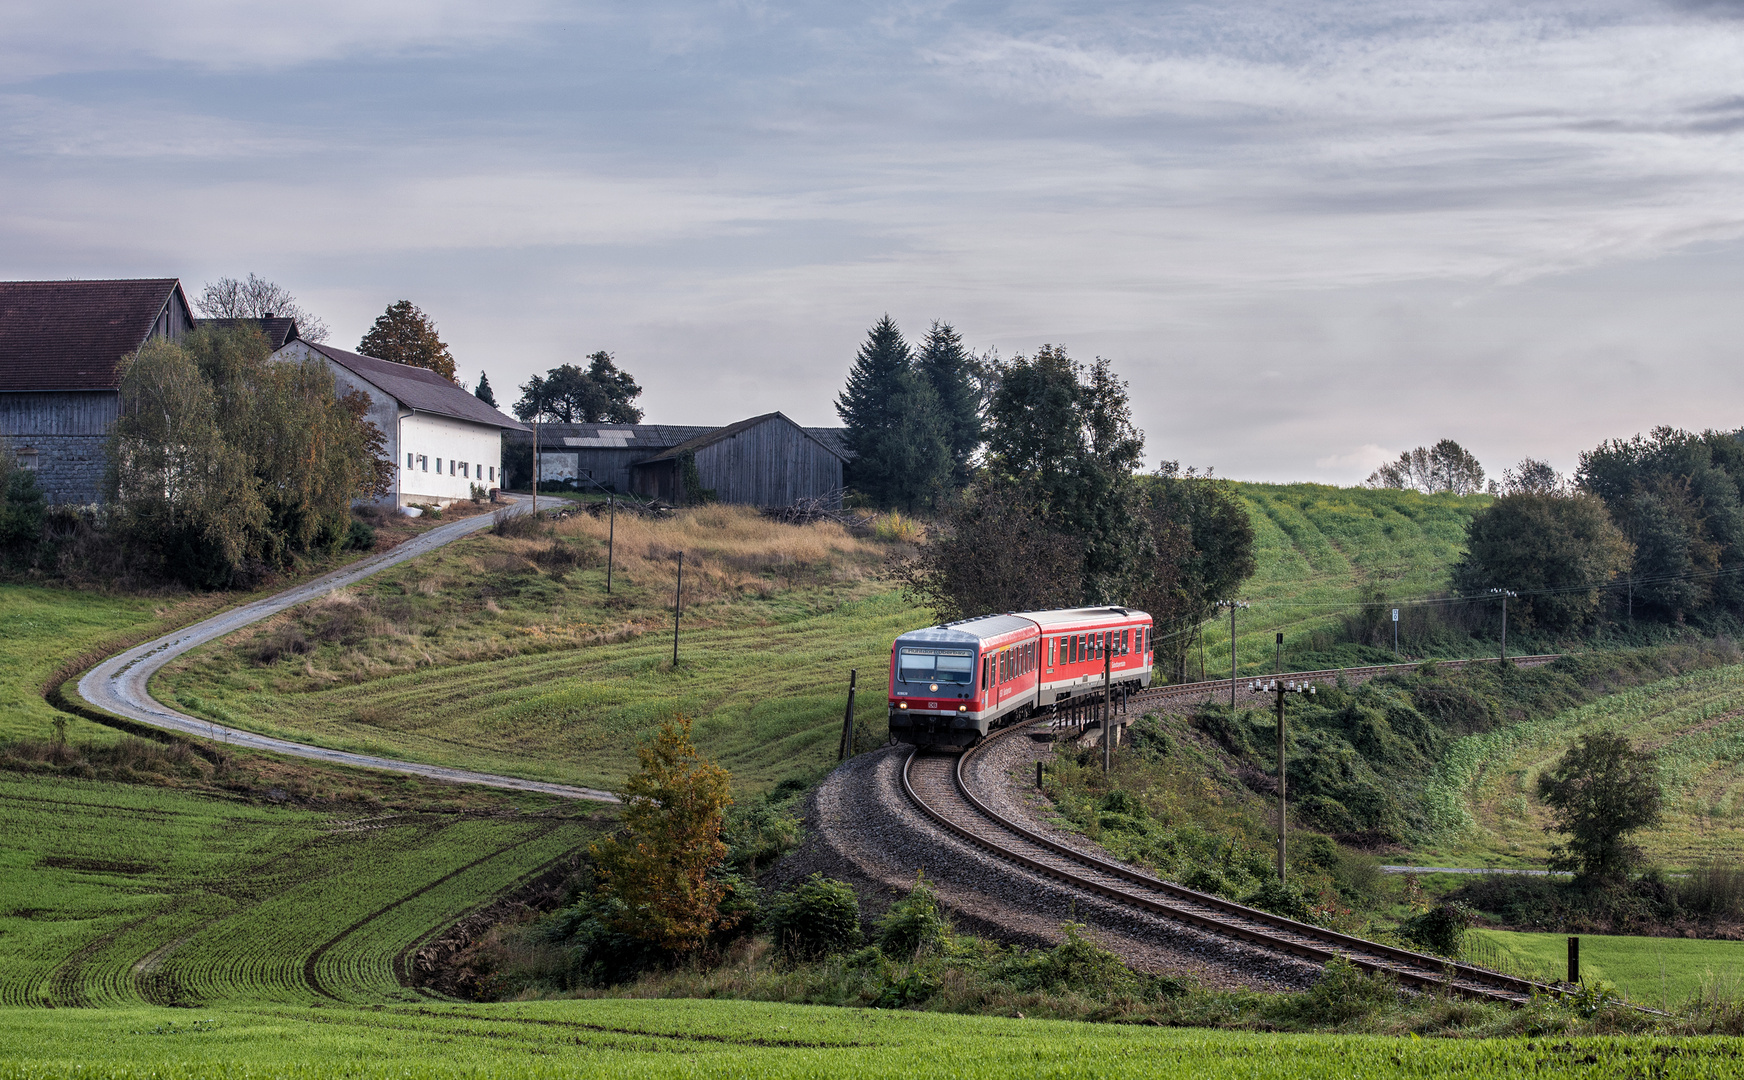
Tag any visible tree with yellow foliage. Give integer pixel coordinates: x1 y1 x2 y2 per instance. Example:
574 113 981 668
590 716 733 952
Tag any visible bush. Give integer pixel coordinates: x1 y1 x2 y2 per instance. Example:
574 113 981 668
1243 877 1314 922
1277 957 1398 1025
1680 860 1744 920
875 874 951 960
493 508 544 539
1399 901 1475 957
763 874 861 960
345 518 376 551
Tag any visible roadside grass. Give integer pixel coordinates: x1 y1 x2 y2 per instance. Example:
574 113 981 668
1467 928 1744 1009
2 998 1742 1079
1194 484 1490 680
1419 662 1744 868
0 770 603 1009
159 507 920 796
0 586 201 748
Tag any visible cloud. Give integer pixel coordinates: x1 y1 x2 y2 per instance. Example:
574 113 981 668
0 0 560 80
1316 445 1396 474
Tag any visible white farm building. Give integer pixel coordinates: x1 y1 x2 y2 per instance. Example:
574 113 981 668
273 340 529 509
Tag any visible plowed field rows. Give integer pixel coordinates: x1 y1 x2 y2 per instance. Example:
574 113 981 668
0 772 597 1008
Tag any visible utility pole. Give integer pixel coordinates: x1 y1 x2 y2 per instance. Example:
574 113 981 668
606 497 615 594
838 670 858 761
1102 638 1113 773
1254 670 1315 883
1488 588 1517 663
1215 600 1250 706
672 551 684 666
531 414 539 516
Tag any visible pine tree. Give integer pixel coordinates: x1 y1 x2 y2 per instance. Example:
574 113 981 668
474 371 497 407
836 316 952 510
914 321 983 486
358 300 456 381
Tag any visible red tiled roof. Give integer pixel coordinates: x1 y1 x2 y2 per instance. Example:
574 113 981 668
0 279 187 392
298 341 530 432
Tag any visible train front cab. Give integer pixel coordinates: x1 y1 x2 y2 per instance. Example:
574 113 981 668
888 614 1037 748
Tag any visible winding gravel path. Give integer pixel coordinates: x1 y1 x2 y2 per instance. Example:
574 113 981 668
76 497 617 803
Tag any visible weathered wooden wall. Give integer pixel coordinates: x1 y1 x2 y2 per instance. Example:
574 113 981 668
695 420 842 507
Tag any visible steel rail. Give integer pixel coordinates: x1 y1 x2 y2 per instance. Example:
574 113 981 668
898 653 1570 1005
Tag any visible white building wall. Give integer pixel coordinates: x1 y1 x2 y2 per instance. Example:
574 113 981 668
274 341 505 509
398 412 504 506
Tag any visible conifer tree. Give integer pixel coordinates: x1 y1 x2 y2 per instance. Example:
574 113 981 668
835 316 951 510
358 300 456 381
914 321 984 486
473 371 497 407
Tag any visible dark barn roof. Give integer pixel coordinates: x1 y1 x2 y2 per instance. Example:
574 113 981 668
197 316 301 349
642 412 848 463
0 278 188 392
505 423 716 449
302 341 530 431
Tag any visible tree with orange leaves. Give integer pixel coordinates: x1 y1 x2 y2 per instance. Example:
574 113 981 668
590 715 733 952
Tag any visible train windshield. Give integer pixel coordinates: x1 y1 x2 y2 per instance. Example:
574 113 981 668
898 648 975 684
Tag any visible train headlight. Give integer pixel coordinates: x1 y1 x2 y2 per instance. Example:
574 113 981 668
958 705 967 712
898 702 907 709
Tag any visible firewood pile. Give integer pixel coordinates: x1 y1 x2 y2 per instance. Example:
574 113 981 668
761 490 871 531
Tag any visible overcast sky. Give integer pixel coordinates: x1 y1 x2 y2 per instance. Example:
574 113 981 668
5 1 1743 484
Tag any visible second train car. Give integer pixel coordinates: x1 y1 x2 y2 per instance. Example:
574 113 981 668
887 606 1154 747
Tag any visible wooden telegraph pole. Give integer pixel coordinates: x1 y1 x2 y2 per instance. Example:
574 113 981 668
672 551 683 666
1102 636 1113 773
606 497 615 594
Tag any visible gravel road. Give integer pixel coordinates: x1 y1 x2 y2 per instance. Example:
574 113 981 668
76 497 617 803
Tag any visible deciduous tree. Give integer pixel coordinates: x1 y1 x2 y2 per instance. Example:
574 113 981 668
1536 732 1663 885
1452 492 1632 631
514 352 644 425
358 300 456 381
196 273 331 343
1366 440 1487 495
590 716 733 952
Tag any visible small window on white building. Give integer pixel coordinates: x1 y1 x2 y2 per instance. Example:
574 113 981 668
450 460 457 476
419 455 428 472
406 452 414 469
435 458 442 473
460 462 469 479
489 465 496 482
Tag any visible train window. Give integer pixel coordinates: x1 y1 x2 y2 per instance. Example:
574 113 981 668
981 657 990 689
899 649 974 684
1048 639 1055 667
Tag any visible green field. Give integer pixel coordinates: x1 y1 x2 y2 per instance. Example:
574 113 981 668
0 998 1736 1079
0 585 190 747
0 770 600 1008
158 508 919 796
1421 664 1744 866
1468 928 1744 1008
1201 484 1489 679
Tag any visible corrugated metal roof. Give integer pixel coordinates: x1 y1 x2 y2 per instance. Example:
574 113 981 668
294 341 530 432
0 278 187 392
507 423 714 449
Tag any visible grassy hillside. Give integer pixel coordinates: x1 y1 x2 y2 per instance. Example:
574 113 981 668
1421 663 1744 868
160 507 921 796
0 770 599 1008
2 998 1739 1078
1202 484 1489 679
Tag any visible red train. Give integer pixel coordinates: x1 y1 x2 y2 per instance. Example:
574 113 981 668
887 606 1154 747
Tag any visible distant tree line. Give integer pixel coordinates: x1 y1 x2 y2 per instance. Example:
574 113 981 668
1384 426 1744 636
836 317 1256 671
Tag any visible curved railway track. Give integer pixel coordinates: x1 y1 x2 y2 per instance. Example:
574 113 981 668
901 654 1564 1006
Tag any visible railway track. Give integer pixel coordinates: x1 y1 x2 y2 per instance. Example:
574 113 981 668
900 654 1565 1006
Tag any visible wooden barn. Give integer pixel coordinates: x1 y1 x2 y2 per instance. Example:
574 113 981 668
0 279 194 504
630 412 847 507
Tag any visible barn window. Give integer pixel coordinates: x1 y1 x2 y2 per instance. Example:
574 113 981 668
435 458 442 472
489 466 496 482
406 452 413 469
418 455 428 472
16 447 38 471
